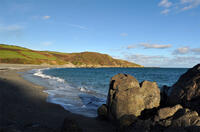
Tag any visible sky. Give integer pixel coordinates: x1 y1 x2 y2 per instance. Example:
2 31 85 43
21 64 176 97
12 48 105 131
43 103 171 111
0 0 200 68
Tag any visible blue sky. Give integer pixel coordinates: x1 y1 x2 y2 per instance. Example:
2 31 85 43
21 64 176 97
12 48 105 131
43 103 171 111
0 0 200 67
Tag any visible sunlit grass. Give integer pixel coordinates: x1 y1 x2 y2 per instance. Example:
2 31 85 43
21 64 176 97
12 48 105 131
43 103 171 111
0 50 27 59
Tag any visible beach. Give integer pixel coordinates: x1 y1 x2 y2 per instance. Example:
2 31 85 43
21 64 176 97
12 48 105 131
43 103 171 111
0 64 115 132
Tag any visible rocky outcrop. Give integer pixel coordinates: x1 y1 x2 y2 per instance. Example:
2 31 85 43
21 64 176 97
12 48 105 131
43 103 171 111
156 104 183 120
155 107 200 129
171 109 200 127
97 65 200 131
168 64 200 105
106 73 160 119
97 104 108 119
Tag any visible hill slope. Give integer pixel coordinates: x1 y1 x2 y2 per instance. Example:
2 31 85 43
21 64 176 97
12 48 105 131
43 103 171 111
0 44 143 67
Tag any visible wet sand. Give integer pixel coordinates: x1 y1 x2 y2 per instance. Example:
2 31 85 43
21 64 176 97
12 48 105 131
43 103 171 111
0 64 115 132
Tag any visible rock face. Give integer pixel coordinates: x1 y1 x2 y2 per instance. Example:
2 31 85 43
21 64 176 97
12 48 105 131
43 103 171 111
106 73 160 119
155 105 200 129
171 109 200 127
168 64 200 105
157 104 183 120
97 104 107 119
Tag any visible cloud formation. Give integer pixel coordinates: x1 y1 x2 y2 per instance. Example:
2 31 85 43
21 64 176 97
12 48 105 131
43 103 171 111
173 47 190 54
120 33 128 37
191 48 200 54
42 16 51 20
181 0 200 11
41 41 53 46
68 24 88 30
0 25 23 31
158 0 200 14
140 43 172 49
159 0 172 8
126 43 171 49
173 47 200 55
161 9 170 14
124 53 199 67
126 45 137 49
31 15 51 20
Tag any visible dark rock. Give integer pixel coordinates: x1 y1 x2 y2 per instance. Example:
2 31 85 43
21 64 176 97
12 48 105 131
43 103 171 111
155 108 200 129
120 118 153 132
139 107 158 120
106 73 160 120
163 127 187 132
118 114 137 128
185 126 200 132
97 104 108 119
0 127 21 132
160 85 170 107
168 64 200 105
61 118 82 132
171 109 200 127
157 117 173 127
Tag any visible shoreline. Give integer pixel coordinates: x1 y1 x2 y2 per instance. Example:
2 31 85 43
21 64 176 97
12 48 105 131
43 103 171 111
0 64 115 131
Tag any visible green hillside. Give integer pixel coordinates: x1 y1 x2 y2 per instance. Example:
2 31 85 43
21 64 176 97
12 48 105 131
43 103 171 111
0 44 143 67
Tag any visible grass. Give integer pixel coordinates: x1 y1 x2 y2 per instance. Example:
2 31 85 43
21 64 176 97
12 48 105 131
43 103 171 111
0 50 27 59
0 44 29 50
0 44 143 67
20 51 57 60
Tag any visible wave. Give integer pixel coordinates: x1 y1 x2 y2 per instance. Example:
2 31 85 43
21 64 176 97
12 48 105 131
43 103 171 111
79 86 91 93
33 69 65 83
29 68 105 117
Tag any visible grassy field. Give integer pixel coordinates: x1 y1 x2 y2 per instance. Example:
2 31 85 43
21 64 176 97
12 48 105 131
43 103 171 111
0 44 143 67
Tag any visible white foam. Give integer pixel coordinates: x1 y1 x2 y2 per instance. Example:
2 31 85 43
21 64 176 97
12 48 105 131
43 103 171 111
79 87 91 93
29 68 104 117
33 69 65 83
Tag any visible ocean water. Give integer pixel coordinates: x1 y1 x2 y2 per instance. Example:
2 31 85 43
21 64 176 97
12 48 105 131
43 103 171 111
23 68 188 117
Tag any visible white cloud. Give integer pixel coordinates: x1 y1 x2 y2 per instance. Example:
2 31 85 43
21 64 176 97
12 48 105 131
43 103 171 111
126 43 171 49
32 16 51 20
140 43 172 49
173 47 190 54
159 0 173 8
181 0 200 11
0 25 23 31
191 48 200 54
124 54 168 67
173 47 200 55
161 9 170 14
42 16 51 20
120 33 128 37
158 0 200 14
126 44 137 49
124 53 199 67
41 41 53 46
68 24 88 30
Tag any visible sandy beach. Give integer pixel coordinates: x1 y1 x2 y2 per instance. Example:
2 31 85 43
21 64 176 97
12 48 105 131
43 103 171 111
0 64 115 132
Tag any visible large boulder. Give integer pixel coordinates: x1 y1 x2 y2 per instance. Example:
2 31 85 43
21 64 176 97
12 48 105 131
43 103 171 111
106 73 160 120
168 64 200 105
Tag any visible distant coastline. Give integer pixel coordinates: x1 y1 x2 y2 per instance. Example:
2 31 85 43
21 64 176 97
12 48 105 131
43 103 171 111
0 44 143 68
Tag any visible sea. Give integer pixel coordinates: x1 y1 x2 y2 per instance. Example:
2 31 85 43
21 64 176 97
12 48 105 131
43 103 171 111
22 68 188 117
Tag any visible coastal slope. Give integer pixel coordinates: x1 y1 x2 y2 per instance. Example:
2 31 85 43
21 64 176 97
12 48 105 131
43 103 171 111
0 44 143 67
